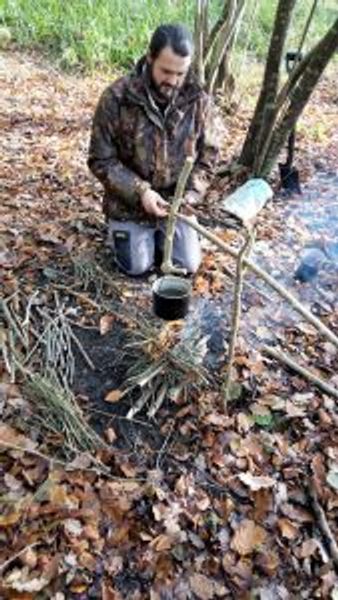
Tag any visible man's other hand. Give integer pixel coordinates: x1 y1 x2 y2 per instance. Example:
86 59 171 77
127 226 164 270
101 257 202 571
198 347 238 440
185 190 200 206
141 189 168 218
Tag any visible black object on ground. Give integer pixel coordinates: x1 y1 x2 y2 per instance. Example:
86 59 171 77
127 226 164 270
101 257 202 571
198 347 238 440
152 276 191 320
279 125 302 195
279 51 302 195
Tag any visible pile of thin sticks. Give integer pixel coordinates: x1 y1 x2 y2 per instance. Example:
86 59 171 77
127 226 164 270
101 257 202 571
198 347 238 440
1 291 104 456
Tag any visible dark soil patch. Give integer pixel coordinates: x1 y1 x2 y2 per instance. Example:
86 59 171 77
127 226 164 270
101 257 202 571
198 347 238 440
71 323 170 464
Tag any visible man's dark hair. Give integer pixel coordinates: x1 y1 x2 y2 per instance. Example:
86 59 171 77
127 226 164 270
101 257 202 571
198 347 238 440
149 24 193 59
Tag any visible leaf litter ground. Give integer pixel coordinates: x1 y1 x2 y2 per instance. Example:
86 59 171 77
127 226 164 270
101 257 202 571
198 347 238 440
0 50 338 599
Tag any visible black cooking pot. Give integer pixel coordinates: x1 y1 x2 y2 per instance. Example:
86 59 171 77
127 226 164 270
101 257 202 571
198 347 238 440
152 276 191 320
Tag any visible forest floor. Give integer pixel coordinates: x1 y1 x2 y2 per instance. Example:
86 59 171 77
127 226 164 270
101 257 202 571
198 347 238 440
0 49 338 599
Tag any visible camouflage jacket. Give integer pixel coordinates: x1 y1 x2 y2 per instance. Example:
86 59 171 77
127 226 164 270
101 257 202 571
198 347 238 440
88 57 219 222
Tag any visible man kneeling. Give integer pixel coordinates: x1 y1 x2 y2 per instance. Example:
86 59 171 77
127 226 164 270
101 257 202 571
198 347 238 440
88 23 219 276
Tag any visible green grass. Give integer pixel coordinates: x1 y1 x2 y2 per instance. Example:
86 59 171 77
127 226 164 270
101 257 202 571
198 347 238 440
1 0 337 71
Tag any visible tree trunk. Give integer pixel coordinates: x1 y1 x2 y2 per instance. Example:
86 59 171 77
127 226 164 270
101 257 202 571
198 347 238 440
239 0 297 168
205 0 242 95
213 0 245 97
194 0 208 87
259 16 338 176
206 0 232 62
193 0 245 95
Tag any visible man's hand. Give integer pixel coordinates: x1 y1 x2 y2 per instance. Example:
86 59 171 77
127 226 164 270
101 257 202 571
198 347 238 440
185 190 200 206
141 189 168 218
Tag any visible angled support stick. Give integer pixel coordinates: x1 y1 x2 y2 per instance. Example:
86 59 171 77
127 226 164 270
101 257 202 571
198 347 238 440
263 345 338 399
161 156 194 275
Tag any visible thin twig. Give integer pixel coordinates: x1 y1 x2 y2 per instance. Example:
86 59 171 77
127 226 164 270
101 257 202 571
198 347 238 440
307 481 338 569
68 328 95 371
0 440 131 481
88 407 152 428
52 284 101 310
0 542 40 574
148 382 168 419
156 420 175 469
0 440 68 467
126 386 155 420
8 330 17 383
263 346 338 399
127 362 165 389
1 300 28 349
67 319 99 331
1 339 12 376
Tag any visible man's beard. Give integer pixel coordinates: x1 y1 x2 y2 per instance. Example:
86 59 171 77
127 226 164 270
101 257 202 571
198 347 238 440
149 68 178 104
157 83 177 100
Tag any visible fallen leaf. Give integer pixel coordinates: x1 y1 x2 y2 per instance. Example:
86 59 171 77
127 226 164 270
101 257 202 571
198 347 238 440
203 413 232 427
189 573 214 600
70 583 88 594
100 314 115 335
20 547 38 569
64 518 83 537
119 461 137 478
4 472 22 491
150 533 174 552
297 538 319 559
0 512 22 527
105 427 117 444
67 452 92 470
0 423 37 451
238 472 275 491
277 518 299 540
231 519 267 556
102 581 123 600
281 503 313 523
327 466 338 491
104 389 124 403
255 551 279 576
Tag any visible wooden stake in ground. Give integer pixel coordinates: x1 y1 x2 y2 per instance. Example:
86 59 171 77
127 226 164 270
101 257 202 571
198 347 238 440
161 156 194 275
223 229 254 405
175 213 338 349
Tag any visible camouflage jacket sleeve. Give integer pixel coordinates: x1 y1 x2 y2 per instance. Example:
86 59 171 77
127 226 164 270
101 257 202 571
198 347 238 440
186 94 220 202
87 86 150 208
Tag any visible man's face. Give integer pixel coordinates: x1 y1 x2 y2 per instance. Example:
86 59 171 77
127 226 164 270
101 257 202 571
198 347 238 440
148 46 191 100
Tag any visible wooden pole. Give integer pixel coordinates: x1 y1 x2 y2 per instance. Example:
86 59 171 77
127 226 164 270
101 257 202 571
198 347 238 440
223 230 253 405
161 157 194 275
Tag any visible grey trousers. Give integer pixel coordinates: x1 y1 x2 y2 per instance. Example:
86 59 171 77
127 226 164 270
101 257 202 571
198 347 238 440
107 219 201 276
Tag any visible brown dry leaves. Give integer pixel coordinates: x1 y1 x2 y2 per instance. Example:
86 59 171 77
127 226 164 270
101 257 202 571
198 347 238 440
230 519 267 556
